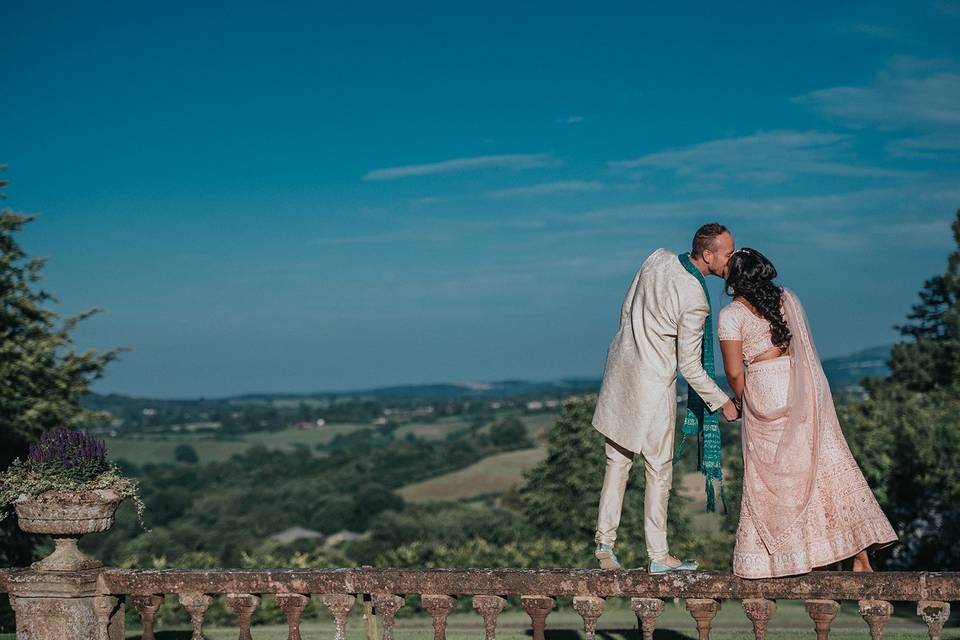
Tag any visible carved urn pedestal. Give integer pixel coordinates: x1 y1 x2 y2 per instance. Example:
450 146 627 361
8 489 125 640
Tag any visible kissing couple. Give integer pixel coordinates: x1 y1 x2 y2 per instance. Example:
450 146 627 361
591 223 897 577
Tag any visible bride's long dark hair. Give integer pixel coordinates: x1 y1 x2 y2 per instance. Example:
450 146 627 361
725 248 792 350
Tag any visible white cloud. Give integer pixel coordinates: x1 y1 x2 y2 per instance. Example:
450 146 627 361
363 153 561 181
834 23 906 41
886 132 960 158
487 180 604 199
796 57 960 129
556 116 584 125
312 230 451 246
609 130 910 184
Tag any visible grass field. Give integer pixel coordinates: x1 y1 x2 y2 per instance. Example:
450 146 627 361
106 413 558 467
2 599 952 640
397 447 548 502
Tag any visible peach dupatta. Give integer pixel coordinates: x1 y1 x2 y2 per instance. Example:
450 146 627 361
741 288 827 553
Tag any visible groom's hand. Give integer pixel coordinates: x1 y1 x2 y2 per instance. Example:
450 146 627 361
721 399 739 422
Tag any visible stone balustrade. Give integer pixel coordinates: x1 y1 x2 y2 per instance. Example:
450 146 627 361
1 567 958 639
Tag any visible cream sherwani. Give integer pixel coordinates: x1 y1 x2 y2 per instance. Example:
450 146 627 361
593 248 729 560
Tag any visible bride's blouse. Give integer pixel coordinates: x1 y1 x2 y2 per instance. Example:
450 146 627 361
717 300 781 364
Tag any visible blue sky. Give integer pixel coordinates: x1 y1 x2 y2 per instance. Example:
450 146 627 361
2 1 959 397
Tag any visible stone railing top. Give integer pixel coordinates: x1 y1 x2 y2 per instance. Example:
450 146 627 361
3 567 956 601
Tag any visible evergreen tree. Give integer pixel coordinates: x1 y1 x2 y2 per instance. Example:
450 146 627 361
841 209 960 570
520 395 696 567
0 167 121 594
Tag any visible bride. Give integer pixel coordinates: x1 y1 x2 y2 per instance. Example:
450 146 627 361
717 248 897 578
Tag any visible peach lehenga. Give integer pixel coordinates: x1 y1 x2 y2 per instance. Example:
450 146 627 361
718 290 897 578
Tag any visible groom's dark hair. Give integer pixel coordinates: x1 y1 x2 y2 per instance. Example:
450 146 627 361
691 223 729 258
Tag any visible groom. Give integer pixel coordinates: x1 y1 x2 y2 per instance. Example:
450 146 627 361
592 223 738 572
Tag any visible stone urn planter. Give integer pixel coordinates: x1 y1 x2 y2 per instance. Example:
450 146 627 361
15 488 123 572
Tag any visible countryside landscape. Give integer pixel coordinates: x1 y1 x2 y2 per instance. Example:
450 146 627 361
4 2 960 637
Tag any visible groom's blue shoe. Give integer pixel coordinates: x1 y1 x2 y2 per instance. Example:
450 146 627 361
648 558 699 574
595 543 622 570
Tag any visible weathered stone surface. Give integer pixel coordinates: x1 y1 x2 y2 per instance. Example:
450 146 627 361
742 598 776 640
225 593 260 640
4 566 123 640
573 595 605 640
630 597 664 640
86 568 960 600
3 567 99 597
473 594 508 640
10 595 99 640
917 600 950 640
130 594 164 640
686 598 721 640
178 592 213 640
15 490 122 572
276 593 310 640
520 595 555 640
372 594 405 640
421 594 457 640
858 599 892 640
92 595 123 640
322 593 356 640
805 599 840 640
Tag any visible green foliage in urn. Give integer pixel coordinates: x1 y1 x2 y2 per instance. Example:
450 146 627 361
0 428 145 524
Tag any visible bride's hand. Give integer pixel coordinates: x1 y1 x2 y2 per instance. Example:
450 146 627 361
721 399 739 422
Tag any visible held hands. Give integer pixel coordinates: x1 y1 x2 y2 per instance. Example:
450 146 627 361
721 398 740 422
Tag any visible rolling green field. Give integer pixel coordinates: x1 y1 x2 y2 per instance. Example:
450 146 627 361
104 413 558 467
397 447 548 502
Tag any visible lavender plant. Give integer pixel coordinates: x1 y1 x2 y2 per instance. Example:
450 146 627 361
28 429 109 482
0 428 145 524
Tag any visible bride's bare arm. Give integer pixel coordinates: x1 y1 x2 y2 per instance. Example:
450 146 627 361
720 339 745 404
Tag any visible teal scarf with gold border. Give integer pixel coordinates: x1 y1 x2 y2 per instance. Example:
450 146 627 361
674 252 726 513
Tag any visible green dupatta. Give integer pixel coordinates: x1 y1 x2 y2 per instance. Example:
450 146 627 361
674 252 726 513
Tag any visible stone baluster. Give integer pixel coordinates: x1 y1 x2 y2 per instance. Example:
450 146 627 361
93 595 121 640
276 593 310 640
131 595 165 640
372 594 406 640
473 595 508 640
630 598 664 640
323 594 357 640
742 598 777 640
805 599 840 640
859 600 893 640
917 601 951 640
178 593 213 640
226 593 262 640
572 596 605 640
686 598 721 640
422 594 458 640
520 595 556 640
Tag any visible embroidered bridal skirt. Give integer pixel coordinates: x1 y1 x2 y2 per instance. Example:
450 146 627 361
733 355 898 578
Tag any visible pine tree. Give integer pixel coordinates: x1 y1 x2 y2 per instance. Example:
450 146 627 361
0 167 122 625
520 395 696 567
841 209 960 570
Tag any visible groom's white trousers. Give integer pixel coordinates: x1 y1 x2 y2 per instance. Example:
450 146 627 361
595 437 673 561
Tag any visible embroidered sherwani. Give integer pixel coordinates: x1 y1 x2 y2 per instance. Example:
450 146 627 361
593 248 729 559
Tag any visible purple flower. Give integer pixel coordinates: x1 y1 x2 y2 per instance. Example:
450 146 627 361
28 428 109 481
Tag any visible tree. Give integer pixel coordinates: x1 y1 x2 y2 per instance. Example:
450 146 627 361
489 416 532 448
841 209 960 570
520 395 696 567
174 444 200 464
0 167 121 630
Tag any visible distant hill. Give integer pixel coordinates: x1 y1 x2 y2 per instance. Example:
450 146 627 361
819 345 891 390
82 346 891 414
